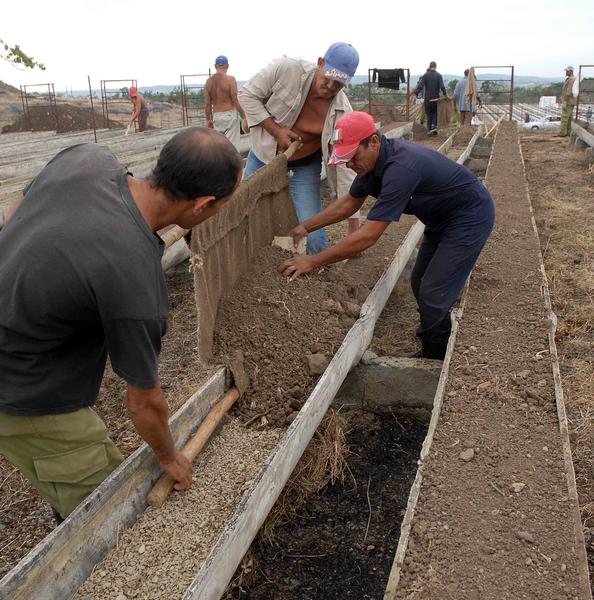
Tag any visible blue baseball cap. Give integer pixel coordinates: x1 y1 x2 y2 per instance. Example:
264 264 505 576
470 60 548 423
323 43 359 85
215 55 229 66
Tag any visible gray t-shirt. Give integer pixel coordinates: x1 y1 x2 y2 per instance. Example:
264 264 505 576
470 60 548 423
0 144 168 416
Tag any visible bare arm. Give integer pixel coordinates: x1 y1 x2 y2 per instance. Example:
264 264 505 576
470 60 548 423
301 193 366 233
258 117 300 150
126 382 192 490
128 97 142 126
279 220 391 280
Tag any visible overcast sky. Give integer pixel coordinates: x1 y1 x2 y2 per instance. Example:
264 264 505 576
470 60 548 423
2 0 593 92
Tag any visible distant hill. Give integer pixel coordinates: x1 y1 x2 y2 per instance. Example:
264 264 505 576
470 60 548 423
60 73 563 99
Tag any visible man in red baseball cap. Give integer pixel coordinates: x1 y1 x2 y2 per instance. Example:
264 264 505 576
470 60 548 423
127 86 150 132
279 111 495 360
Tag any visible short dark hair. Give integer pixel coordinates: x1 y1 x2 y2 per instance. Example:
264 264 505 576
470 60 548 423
151 127 242 201
464 69 470 76
429 61 437 68
361 130 381 148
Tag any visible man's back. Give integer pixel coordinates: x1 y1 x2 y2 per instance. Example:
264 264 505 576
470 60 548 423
0 144 167 415
206 73 236 112
421 70 445 100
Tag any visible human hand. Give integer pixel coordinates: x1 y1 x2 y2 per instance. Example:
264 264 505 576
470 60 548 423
274 127 301 151
278 255 316 281
160 450 193 491
290 224 308 248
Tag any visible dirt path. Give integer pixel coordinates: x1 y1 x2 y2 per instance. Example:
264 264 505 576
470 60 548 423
396 122 588 599
521 131 594 589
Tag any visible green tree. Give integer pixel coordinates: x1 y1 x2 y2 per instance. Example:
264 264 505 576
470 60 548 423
448 79 459 95
0 38 45 70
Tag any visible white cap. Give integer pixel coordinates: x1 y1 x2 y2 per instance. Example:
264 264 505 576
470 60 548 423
565 65 574 71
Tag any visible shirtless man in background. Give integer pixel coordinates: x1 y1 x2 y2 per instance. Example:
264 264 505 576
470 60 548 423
205 56 248 151
127 86 150 132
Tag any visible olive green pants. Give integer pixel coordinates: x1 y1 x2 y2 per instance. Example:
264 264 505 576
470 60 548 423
560 104 574 136
0 408 123 518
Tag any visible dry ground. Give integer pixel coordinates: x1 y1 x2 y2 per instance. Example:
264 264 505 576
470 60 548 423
521 131 594 586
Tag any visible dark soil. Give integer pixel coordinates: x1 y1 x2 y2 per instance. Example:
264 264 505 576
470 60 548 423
395 122 588 599
1 103 122 134
230 409 427 600
213 216 415 427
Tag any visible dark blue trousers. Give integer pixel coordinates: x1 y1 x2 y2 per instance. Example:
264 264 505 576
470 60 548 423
410 184 495 357
425 100 438 131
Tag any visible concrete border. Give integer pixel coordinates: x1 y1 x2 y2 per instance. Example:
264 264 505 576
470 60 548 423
571 121 594 148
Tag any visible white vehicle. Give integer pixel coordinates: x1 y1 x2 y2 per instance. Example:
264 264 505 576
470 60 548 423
521 115 561 131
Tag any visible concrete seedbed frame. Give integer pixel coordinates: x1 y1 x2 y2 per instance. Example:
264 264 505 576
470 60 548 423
0 369 228 599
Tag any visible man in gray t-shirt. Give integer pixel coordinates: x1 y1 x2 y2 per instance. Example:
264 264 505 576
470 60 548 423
0 127 242 519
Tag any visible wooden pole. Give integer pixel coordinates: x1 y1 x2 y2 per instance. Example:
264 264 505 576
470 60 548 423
147 387 240 508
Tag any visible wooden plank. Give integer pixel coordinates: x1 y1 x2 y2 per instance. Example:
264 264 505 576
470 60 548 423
457 125 485 165
571 121 594 148
0 369 228 600
182 220 423 600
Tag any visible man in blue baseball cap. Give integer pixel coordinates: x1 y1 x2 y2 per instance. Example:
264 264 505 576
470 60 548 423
205 55 249 151
239 43 361 254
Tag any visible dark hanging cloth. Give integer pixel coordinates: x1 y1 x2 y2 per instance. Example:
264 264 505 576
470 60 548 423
372 68 407 90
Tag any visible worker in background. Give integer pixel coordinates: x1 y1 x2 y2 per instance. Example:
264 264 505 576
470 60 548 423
414 61 447 136
127 86 150 132
279 111 494 360
205 55 249 151
453 69 481 127
239 42 360 254
559 66 577 137
0 128 242 522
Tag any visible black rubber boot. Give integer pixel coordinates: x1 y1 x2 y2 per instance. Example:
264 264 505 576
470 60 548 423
52 509 64 526
421 339 448 360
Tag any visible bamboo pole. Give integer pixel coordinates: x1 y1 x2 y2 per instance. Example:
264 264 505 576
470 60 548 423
147 387 240 508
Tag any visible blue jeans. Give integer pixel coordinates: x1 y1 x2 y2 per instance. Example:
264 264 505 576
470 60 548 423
243 149 328 254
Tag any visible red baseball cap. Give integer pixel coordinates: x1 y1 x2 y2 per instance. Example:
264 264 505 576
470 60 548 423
128 86 138 97
329 111 377 165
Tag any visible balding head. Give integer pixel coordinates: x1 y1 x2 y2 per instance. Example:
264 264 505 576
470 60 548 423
151 127 242 201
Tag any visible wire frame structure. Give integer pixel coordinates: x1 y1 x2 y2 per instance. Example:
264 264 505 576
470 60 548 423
19 83 58 131
470 66 515 121
100 79 137 130
180 72 211 127
367 68 411 123
576 65 594 123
